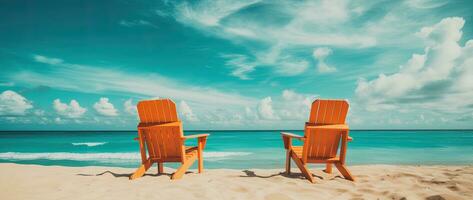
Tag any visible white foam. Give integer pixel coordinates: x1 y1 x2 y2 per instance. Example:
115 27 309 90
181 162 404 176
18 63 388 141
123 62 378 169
204 151 252 160
71 142 107 147
0 152 139 161
0 151 252 161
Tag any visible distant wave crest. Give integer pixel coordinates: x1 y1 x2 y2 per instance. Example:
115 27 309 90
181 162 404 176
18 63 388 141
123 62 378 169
72 142 107 147
0 151 251 161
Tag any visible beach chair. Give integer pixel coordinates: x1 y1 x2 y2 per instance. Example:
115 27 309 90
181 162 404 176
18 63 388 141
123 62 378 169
130 99 209 180
281 99 355 183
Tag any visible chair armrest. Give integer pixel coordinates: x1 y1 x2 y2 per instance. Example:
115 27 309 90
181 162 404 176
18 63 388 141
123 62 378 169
281 132 304 140
348 136 353 142
183 133 210 139
281 132 304 150
184 134 209 149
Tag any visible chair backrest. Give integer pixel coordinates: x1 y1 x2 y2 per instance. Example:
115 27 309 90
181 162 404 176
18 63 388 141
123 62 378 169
303 99 349 162
137 99 179 125
137 99 184 162
308 99 349 125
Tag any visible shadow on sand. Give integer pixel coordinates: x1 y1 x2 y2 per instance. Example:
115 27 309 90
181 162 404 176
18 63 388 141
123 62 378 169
76 171 193 178
77 169 341 181
239 170 324 180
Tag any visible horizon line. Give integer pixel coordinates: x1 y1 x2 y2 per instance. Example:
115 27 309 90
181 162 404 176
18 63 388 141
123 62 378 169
1 129 473 132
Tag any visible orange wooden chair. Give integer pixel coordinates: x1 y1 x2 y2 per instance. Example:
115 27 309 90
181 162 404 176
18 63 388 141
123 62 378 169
281 99 355 183
130 99 209 180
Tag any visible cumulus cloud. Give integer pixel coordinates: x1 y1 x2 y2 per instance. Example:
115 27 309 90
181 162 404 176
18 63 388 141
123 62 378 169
257 97 278 120
0 90 33 116
355 17 473 115
279 90 313 120
239 90 316 125
124 99 137 115
313 47 337 73
93 98 119 117
53 99 87 118
179 101 198 122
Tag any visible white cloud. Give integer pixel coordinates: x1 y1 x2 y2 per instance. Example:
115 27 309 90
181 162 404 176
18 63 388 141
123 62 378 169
179 101 198 122
229 90 316 127
124 99 137 115
34 55 63 65
279 90 313 120
221 54 256 80
53 99 87 118
405 0 448 9
175 0 259 27
170 0 378 79
355 17 473 116
0 90 33 116
257 97 278 120
93 98 119 117
168 0 449 79
313 47 337 73
222 49 309 79
174 0 375 48
54 117 63 124
17 55 255 108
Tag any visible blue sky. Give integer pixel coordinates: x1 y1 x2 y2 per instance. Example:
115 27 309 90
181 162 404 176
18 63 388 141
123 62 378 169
1 0 473 130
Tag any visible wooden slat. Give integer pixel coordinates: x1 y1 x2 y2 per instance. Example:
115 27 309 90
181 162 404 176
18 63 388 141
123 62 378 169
331 101 342 124
308 100 319 123
169 100 178 122
339 101 349 124
156 100 164 123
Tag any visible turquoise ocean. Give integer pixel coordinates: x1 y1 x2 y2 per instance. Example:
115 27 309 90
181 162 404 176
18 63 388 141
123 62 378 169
0 130 472 169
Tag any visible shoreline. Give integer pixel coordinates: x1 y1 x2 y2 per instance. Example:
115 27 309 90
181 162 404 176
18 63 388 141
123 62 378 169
2 162 473 169
1 163 472 199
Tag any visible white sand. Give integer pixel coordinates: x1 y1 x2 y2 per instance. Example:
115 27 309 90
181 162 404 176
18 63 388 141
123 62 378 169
1 163 472 200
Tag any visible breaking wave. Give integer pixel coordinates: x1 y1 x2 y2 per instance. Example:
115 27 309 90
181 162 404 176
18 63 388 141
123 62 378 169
0 151 252 161
71 142 107 147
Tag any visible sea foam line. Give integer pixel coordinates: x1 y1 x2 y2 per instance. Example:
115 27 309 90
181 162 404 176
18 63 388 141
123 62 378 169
0 151 252 161
71 142 107 147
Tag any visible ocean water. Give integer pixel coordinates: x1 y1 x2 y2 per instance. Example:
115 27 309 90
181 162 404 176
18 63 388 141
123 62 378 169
0 130 472 169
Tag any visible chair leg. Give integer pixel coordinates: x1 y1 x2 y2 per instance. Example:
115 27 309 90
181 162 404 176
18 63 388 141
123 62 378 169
130 160 152 180
172 153 197 180
335 163 355 181
285 150 291 174
198 145 203 173
158 162 164 174
290 152 315 183
324 163 332 174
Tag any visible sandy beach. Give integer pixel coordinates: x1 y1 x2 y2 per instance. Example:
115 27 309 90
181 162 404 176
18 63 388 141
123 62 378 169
1 163 472 200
